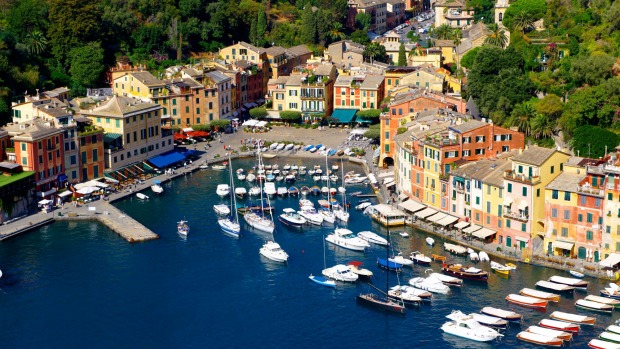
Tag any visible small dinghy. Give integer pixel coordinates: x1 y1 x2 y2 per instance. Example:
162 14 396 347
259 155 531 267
490 261 511 275
426 237 435 246
536 280 575 293
288 187 299 196
539 319 581 333
480 307 522 322
550 311 596 325
600 332 620 344
428 272 463 287
607 325 620 335
235 187 247 198
390 285 432 302
410 251 431 266
399 232 409 238
469 252 479 262
478 251 490 262
505 262 517 270
549 275 588 289
309 274 336 288
517 331 564 347
357 231 388 245
347 261 373 279
588 295 620 308
526 325 573 342
431 254 447 262
136 192 149 200
570 270 585 278
519 288 560 302
589 338 620 349
506 294 548 309
377 258 403 271
576 299 613 313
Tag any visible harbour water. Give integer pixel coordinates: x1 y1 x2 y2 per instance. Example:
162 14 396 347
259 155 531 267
0 157 616 348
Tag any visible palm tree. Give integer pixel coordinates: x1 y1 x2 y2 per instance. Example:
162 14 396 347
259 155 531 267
530 114 555 139
26 30 48 55
451 28 462 47
329 22 346 42
484 23 508 48
512 12 533 34
364 43 384 64
431 24 454 40
511 102 535 136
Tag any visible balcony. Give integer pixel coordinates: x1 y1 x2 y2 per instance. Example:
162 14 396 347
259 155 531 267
504 209 528 222
504 170 541 185
577 185 604 197
454 184 466 193
605 164 620 174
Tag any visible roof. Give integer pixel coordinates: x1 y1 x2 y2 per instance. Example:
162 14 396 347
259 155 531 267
434 40 455 47
0 161 20 170
4 119 64 141
43 87 70 98
148 151 186 169
129 71 165 87
238 41 266 54
482 159 512 187
86 96 161 118
463 22 491 41
434 0 466 7
182 67 201 77
449 119 486 133
103 133 122 143
284 75 303 87
360 75 384 89
545 172 583 192
205 70 231 84
455 39 473 55
286 45 312 57
512 146 558 166
451 159 496 180
334 75 356 86
265 46 287 57
331 109 357 123
0 171 35 186
314 64 334 76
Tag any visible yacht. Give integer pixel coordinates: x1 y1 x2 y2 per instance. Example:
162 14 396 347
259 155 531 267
322 264 359 282
259 241 288 262
441 311 503 342
357 231 388 245
325 228 370 251
151 180 164 194
244 210 275 233
299 206 324 225
216 184 230 197
279 208 307 227
409 276 450 294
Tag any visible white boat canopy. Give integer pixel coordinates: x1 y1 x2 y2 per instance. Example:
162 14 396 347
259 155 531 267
436 215 459 226
397 200 426 213
600 253 620 268
414 207 437 219
472 227 497 239
553 240 574 251
427 212 447 223
463 224 482 234
454 221 470 229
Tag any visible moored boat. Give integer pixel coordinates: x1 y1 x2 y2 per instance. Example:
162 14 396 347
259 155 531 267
410 251 432 266
536 280 575 293
441 312 503 342
516 331 563 347
136 192 149 200
506 294 548 309
519 288 561 302
288 186 299 196
377 258 403 271
585 295 620 308
235 187 247 198
309 274 336 288
490 261 511 275
177 220 189 236
526 325 573 342
576 299 613 313
549 275 588 289
213 204 230 216
325 228 369 251
259 241 288 262
444 243 468 255
151 180 164 194
550 311 596 325
589 338 620 349
409 276 450 294
426 237 434 246
480 307 522 322
539 319 581 333
600 332 620 344
322 264 358 282
389 252 414 267
442 263 488 282
387 285 422 305
609 325 620 335
431 254 447 262
278 208 307 227
570 270 585 278
427 272 463 287
347 261 373 279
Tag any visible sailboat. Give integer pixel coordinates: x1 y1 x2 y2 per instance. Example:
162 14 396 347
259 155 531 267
310 235 337 288
218 153 241 237
320 154 335 224
333 158 350 222
244 151 275 234
357 219 406 314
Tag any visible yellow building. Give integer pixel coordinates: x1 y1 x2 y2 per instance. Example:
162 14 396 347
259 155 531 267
112 71 166 99
422 143 442 209
434 40 456 65
218 42 266 66
399 65 445 93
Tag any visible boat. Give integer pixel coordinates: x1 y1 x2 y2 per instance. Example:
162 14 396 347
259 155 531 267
550 311 596 325
387 285 422 305
177 220 189 236
377 258 403 271
389 252 413 267
586 295 620 308
263 182 276 198
431 254 447 262
369 204 406 226
300 186 310 196
285 144 294 151
303 144 314 151
444 243 468 255
576 299 613 313
505 262 517 270
333 160 350 223
311 186 321 195
350 191 362 197
309 234 336 288
536 280 575 293
237 173 246 181
325 228 369 251
218 154 241 237
246 173 256 182
602 332 620 344
235 187 247 198
211 164 227 170
516 331 563 347
601 284 620 300
322 264 358 282
151 180 164 194
410 251 431 266
276 143 285 151
399 232 409 238
213 204 230 216
608 325 620 335
570 270 585 278
409 276 450 294
244 152 276 234
526 326 573 342
441 263 488 282
490 261 511 275
291 165 299 170
278 208 307 227
539 319 581 333
481 307 522 322
590 339 620 349
426 237 434 246
248 186 261 196
259 240 288 263
469 252 479 262
269 143 279 150
448 310 507 329
136 192 149 200
276 187 288 197
199 163 209 170
288 187 299 196
478 252 490 262
347 261 373 279
355 202 372 210
427 272 463 287
519 288 560 302
505 294 548 309
441 311 502 342
285 174 296 182
549 275 588 289
216 184 230 197
299 206 323 225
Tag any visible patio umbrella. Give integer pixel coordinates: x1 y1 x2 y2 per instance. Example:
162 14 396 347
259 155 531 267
76 186 98 195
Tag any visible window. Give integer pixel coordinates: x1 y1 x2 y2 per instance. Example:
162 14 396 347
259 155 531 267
595 198 601 207
522 187 527 196
463 150 470 156
196 108 200 115
475 148 485 155
92 149 98 161
384 144 390 153
115 119 120 127
551 208 558 218
486 201 490 213
580 195 586 205
564 191 571 201
21 156 27 165
550 165 554 174
586 230 593 240
552 229 557 236
561 227 568 237
475 197 480 205
587 213 593 223
564 210 570 220
475 136 485 142
521 223 526 232
552 190 558 199
578 214 583 222
506 219 511 228
463 137 471 143
507 183 512 193
81 151 87 164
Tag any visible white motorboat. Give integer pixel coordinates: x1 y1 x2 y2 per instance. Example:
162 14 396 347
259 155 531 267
441 312 503 342
248 186 261 196
517 331 563 347
427 272 463 287
470 313 509 329
469 252 479 261
136 193 149 200
325 228 369 251
260 241 288 262
478 251 490 262
491 261 512 275
291 165 299 170
299 199 313 207
536 280 575 293
409 276 450 294
356 202 372 211
526 325 573 342
357 231 388 245
333 205 350 222
322 264 359 282
277 187 288 197
237 173 246 181
235 187 247 198
278 208 307 227
177 220 189 236
410 251 432 265
426 237 434 246
151 180 164 194
211 164 227 170
388 285 422 305
389 252 413 266
246 173 256 182
276 143 285 151
263 182 276 198
319 207 335 223
199 163 209 169
216 184 230 197
299 206 323 225
390 285 432 301
570 270 585 278
269 143 279 150
347 261 373 278
213 204 230 216
285 144 295 151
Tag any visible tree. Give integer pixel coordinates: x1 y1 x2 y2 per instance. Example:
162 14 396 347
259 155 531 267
397 43 407 66
363 124 381 140
256 6 267 43
559 79 620 137
328 22 346 42
530 114 555 139
502 0 547 31
300 6 317 44
68 42 105 96
484 23 508 48
350 29 370 45
355 12 371 31
431 24 453 40
356 109 382 123
25 30 48 55
249 106 268 119
512 11 534 34
535 94 563 120
363 42 387 64
280 110 302 122
570 125 620 158
570 54 615 87
510 102 535 136
459 47 480 69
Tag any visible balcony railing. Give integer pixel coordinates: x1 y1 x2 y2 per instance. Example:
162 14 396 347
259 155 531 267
504 170 541 185
504 210 529 222
577 185 604 197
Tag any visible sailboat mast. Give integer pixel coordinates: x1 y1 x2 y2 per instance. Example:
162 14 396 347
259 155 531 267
340 158 347 213
325 153 330 212
229 153 239 223
386 216 389 295
258 151 266 219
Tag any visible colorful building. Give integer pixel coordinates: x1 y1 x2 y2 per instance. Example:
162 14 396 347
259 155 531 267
603 148 620 259
112 71 166 99
333 74 385 111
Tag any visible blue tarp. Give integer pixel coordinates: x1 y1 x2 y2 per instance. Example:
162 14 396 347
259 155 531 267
331 109 357 123
148 152 185 169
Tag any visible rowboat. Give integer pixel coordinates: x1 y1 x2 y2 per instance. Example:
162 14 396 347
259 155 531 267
539 319 581 333
136 192 149 200
490 261 511 275
570 270 585 278
431 254 446 262
586 295 620 308
519 288 560 302
550 311 596 325
442 263 488 282
526 325 573 342
505 262 517 270
480 307 522 322
536 280 575 293
517 331 564 347
506 294 548 309
608 325 620 335
600 332 620 344
576 299 614 313
549 275 588 289
470 313 508 329
589 339 620 349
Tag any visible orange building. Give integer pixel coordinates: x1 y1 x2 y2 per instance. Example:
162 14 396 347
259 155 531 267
333 75 385 110
76 122 105 182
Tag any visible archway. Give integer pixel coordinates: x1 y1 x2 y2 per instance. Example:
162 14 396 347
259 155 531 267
578 246 587 260
382 156 394 168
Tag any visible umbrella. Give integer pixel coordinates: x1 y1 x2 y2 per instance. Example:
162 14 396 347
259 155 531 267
76 186 98 195
38 199 52 205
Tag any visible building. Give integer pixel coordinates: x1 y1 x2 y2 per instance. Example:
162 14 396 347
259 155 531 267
434 0 474 28
11 93 72 126
455 22 491 60
408 47 444 67
386 0 406 28
154 77 205 127
81 96 174 171
495 0 509 24
399 65 446 93
112 71 166 99
384 66 420 96
218 42 266 66
333 74 385 111
75 119 105 182
326 40 365 68
347 0 388 34
204 70 233 120
603 148 620 259
0 161 36 223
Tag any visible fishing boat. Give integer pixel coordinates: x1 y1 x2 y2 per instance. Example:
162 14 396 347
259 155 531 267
409 276 450 294
389 252 413 267
570 270 585 278
526 326 573 342
151 180 164 194
441 263 488 282
218 154 241 237
586 295 620 308
213 204 230 216
410 251 432 266
490 261 511 275
426 237 434 246
259 241 288 263
519 288 560 302
322 264 359 282
216 184 230 197
506 294 548 309
177 220 189 236
288 187 299 196
441 312 503 342
136 192 149 200
279 208 307 227
601 332 620 344
505 262 517 270
576 299 613 313
536 280 575 293
325 228 369 251
549 275 588 289
589 339 620 349
309 235 336 288
550 311 596 325
516 331 563 347
377 258 403 271
481 307 522 322
539 319 581 333
427 271 463 287
347 261 373 279
235 187 247 199
387 285 422 305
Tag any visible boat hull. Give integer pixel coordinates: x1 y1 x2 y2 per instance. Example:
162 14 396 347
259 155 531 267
356 294 405 314
480 307 522 322
517 332 563 347
309 275 336 288
442 265 488 282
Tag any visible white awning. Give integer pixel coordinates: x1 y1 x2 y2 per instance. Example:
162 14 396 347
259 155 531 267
383 177 394 185
463 224 482 234
378 172 394 178
517 201 528 211
57 191 73 198
372 204 405 216
503 197 513 206
182 127 194 133
472 227 496 239
398 193 408 201
454 221 470 229
600 253 620 268
436 215 459 226
553 241 574 251
427 212 447 223
38 199 52 205
243 119 258 127
415 207 437 219
386 182 396 188
398 200 426 213
515 236 529 243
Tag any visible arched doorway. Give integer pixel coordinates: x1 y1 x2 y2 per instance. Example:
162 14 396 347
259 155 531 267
578 246 587 260
382 156 394 168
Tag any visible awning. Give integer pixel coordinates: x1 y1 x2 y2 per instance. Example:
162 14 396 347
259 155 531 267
398 193 408 201
398 200 426 213
38 199 52 205
517 201 528 211
373 148 380 159
515 236 529 243
472 228 496 239
503 197 513 206
427 212 447 223
378 172 394 179
148 152 186 169
600 253 620 268
383 177 394 185
57 191 73 198
436 215 459 226
415 207 437 219
386 182 395 188
331 109 357 123
553 241 574 251
463 224 482 234
243 119 258 127
454 221 470 229
57 174 68 182
103 133 122 143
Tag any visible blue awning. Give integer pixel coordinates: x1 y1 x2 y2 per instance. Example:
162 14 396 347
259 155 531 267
331 109 357 123
57 174 68 182
148 152 186 169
